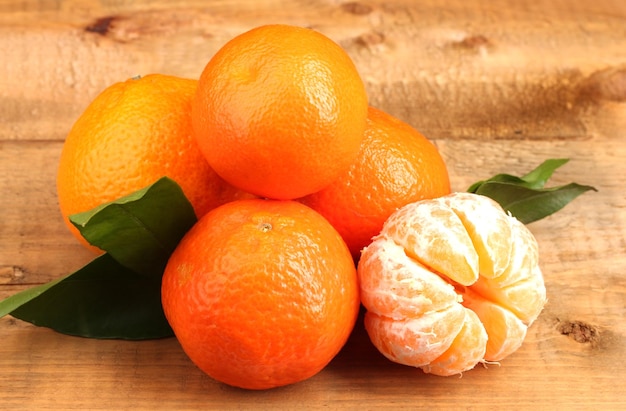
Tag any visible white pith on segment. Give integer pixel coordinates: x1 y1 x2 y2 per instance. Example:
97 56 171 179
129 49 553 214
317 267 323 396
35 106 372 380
460 285 527 361
421 309 488 376
383 200 479 286
365 304 466 367
359 238 461 320
357 192 547 376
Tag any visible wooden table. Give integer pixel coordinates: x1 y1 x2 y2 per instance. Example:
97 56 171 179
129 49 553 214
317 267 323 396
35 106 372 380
1 1 625 409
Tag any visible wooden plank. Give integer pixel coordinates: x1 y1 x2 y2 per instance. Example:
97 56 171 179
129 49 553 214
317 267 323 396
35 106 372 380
0 0 625 409
1 0 625 140
0 304 623 409
0 140 95 285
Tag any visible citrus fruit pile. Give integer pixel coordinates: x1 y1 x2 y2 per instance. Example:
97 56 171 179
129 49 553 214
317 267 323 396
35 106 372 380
56 24 547 389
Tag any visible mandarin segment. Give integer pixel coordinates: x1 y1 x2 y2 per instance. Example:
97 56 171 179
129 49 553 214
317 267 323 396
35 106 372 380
441 192 514 279
459 286 527 361
382 198 479 286
422 309 488 376
471 268 547 325
469 216 545 324
364 305 466 367
488 216 540 288
357 192 547 376
359 237 461 320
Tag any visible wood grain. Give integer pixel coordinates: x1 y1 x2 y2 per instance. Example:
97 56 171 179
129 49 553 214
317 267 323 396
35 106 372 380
1 0 625 409
2 0 625 141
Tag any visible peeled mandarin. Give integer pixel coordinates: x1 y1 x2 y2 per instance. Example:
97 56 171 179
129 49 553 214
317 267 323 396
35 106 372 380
357 192 547 376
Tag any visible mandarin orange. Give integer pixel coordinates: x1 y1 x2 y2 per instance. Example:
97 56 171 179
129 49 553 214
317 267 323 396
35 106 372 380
161 199 360 390
358 192 546 376
56 74 253 251
191 24 368 200
300 106 450 259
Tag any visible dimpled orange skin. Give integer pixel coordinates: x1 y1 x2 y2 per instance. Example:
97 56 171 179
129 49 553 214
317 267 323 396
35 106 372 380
358 192 547 376
192 24 369 200
161 199 360 390
300 106 451 259
57 74 253 251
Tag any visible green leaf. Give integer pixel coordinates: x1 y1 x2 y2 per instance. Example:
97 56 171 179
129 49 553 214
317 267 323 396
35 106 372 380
470 181 596 224
468 159 597 224
0 275 69 318
467 173 530 192
467 159 570 192
0 177 197 339
70 177 197 276
520 158 570 188
3 254 173 339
